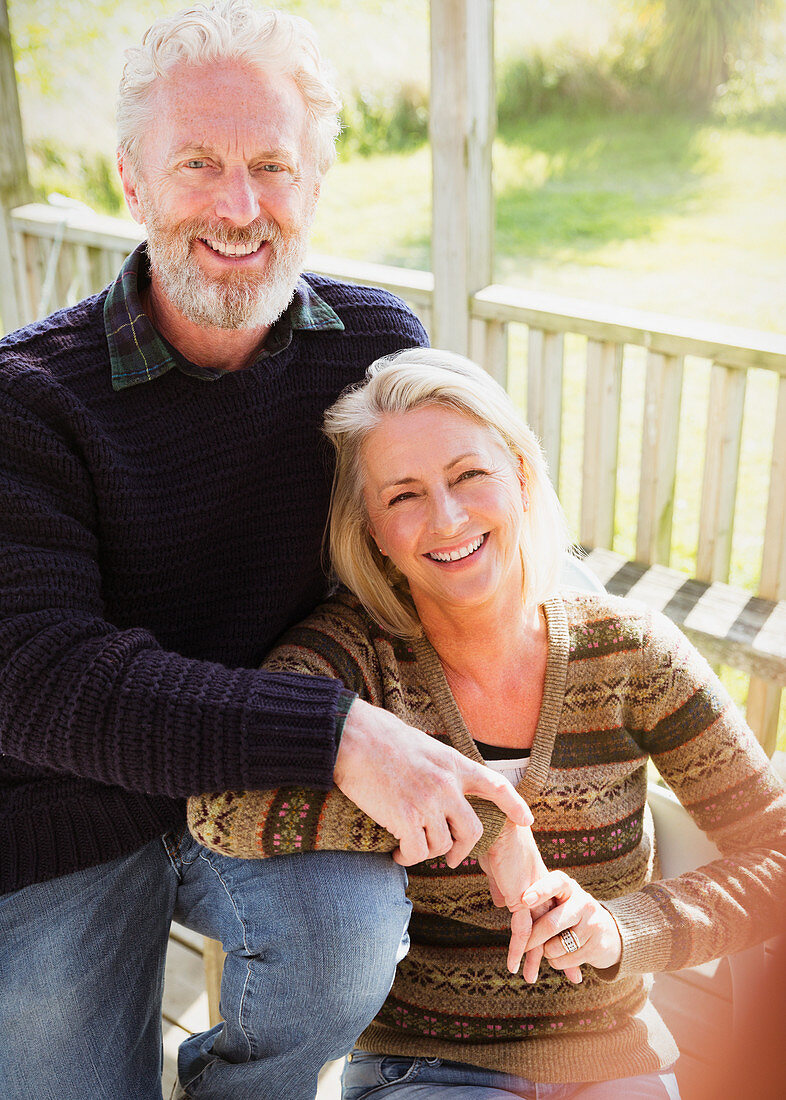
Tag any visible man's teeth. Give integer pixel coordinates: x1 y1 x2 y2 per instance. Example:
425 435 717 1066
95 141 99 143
427 534 485 562
202 238 264 257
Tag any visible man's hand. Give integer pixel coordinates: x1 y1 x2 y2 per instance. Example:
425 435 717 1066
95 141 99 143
334 698 533 867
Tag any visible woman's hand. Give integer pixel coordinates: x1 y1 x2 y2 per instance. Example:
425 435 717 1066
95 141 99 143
480 821 548 907
478 822 581 982
522 871 623 974
479 821 544 975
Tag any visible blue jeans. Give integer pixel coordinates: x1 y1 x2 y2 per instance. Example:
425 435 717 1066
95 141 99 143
341 1052 682 1099
0 832 410 1100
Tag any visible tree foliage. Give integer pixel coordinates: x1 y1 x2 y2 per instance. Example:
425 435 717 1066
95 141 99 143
627 0 784 106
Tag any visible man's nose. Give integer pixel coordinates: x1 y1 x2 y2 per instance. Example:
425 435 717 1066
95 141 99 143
213 169 259 226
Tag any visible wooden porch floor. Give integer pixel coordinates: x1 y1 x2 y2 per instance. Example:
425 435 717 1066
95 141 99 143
162 926 737 1100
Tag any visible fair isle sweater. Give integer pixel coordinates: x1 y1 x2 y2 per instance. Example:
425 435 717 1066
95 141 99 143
0 269 427 895
189 588 786 1083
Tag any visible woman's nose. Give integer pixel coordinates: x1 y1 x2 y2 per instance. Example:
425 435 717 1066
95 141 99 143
430 489 468 535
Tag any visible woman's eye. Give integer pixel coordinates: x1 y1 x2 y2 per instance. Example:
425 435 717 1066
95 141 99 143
388 491 415 506
457 469 485 482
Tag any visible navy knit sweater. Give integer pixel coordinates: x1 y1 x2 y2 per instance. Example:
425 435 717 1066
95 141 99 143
0 273 427 894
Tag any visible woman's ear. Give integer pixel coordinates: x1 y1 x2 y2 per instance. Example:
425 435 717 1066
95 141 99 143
516 456 530 510
368 524 386 556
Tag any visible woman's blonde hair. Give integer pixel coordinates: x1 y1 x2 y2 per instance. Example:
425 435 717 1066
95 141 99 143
324 347 572 637
117 0 341 174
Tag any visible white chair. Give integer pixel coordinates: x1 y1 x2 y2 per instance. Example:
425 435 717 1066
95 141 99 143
647 780 768 1037
560 553 607 593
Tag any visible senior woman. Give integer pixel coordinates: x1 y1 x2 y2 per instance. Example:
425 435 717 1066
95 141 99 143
189 349 785 1099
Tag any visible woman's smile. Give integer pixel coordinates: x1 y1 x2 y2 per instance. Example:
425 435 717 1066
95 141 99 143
425 531 487 563
361 405 527 619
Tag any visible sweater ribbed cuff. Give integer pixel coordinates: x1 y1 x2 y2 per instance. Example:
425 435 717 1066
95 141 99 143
243 670 345 790
467 798 506 856
598 891 674 980
335 690 357 746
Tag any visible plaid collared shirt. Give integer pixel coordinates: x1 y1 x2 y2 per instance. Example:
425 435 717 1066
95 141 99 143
105 243 345 391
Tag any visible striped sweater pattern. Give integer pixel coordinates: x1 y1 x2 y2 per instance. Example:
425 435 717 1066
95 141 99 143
188 587 786 1083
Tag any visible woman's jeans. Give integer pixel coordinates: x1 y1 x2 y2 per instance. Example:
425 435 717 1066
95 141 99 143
0 831 410 1100
341 1052 682 1099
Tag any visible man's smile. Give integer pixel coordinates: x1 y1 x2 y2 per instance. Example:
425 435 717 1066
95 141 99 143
199 236 266 258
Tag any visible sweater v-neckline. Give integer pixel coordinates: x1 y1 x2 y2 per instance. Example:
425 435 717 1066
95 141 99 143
412 594 570 799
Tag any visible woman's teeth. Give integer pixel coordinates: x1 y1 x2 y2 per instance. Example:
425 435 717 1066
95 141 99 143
427 534 486 562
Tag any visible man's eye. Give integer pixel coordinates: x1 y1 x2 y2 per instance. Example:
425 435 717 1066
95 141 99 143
260 164 284 173
185 159 207 169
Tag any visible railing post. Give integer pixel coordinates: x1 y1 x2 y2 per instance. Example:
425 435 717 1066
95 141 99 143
747 373 786 753
637 352 684 565
429 0 494 355
0 210 22 333
581 339 623 549
696 363 747 583
527 328 564 487
0 0 32 335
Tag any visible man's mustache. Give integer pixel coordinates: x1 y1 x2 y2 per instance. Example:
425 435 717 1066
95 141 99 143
176 218 284 247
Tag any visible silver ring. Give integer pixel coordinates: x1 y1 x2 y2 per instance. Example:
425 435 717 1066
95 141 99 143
559 929 579 954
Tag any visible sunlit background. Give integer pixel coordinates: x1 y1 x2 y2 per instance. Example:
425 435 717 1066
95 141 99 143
9 0 786 329
7 0 786 751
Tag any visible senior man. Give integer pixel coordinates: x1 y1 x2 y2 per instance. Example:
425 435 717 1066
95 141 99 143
0 3 531 1099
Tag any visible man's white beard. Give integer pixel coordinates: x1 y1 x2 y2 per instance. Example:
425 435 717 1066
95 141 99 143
143 207 309 331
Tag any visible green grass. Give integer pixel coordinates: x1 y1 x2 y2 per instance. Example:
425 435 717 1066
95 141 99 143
494 112 709 255
314 109 786 331
311 146 433 269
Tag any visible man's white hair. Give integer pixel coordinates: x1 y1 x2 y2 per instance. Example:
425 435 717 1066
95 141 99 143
117 0 341 174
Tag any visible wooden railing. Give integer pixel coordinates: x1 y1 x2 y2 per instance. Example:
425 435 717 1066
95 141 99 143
464 289 786 754
5 201 786 753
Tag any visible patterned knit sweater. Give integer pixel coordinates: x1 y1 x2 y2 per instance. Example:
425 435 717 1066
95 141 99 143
0 276 426 895
189 587 786 1083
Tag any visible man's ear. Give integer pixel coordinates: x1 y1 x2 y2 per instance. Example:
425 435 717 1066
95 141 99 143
305 175 321 224
117 151 145 225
